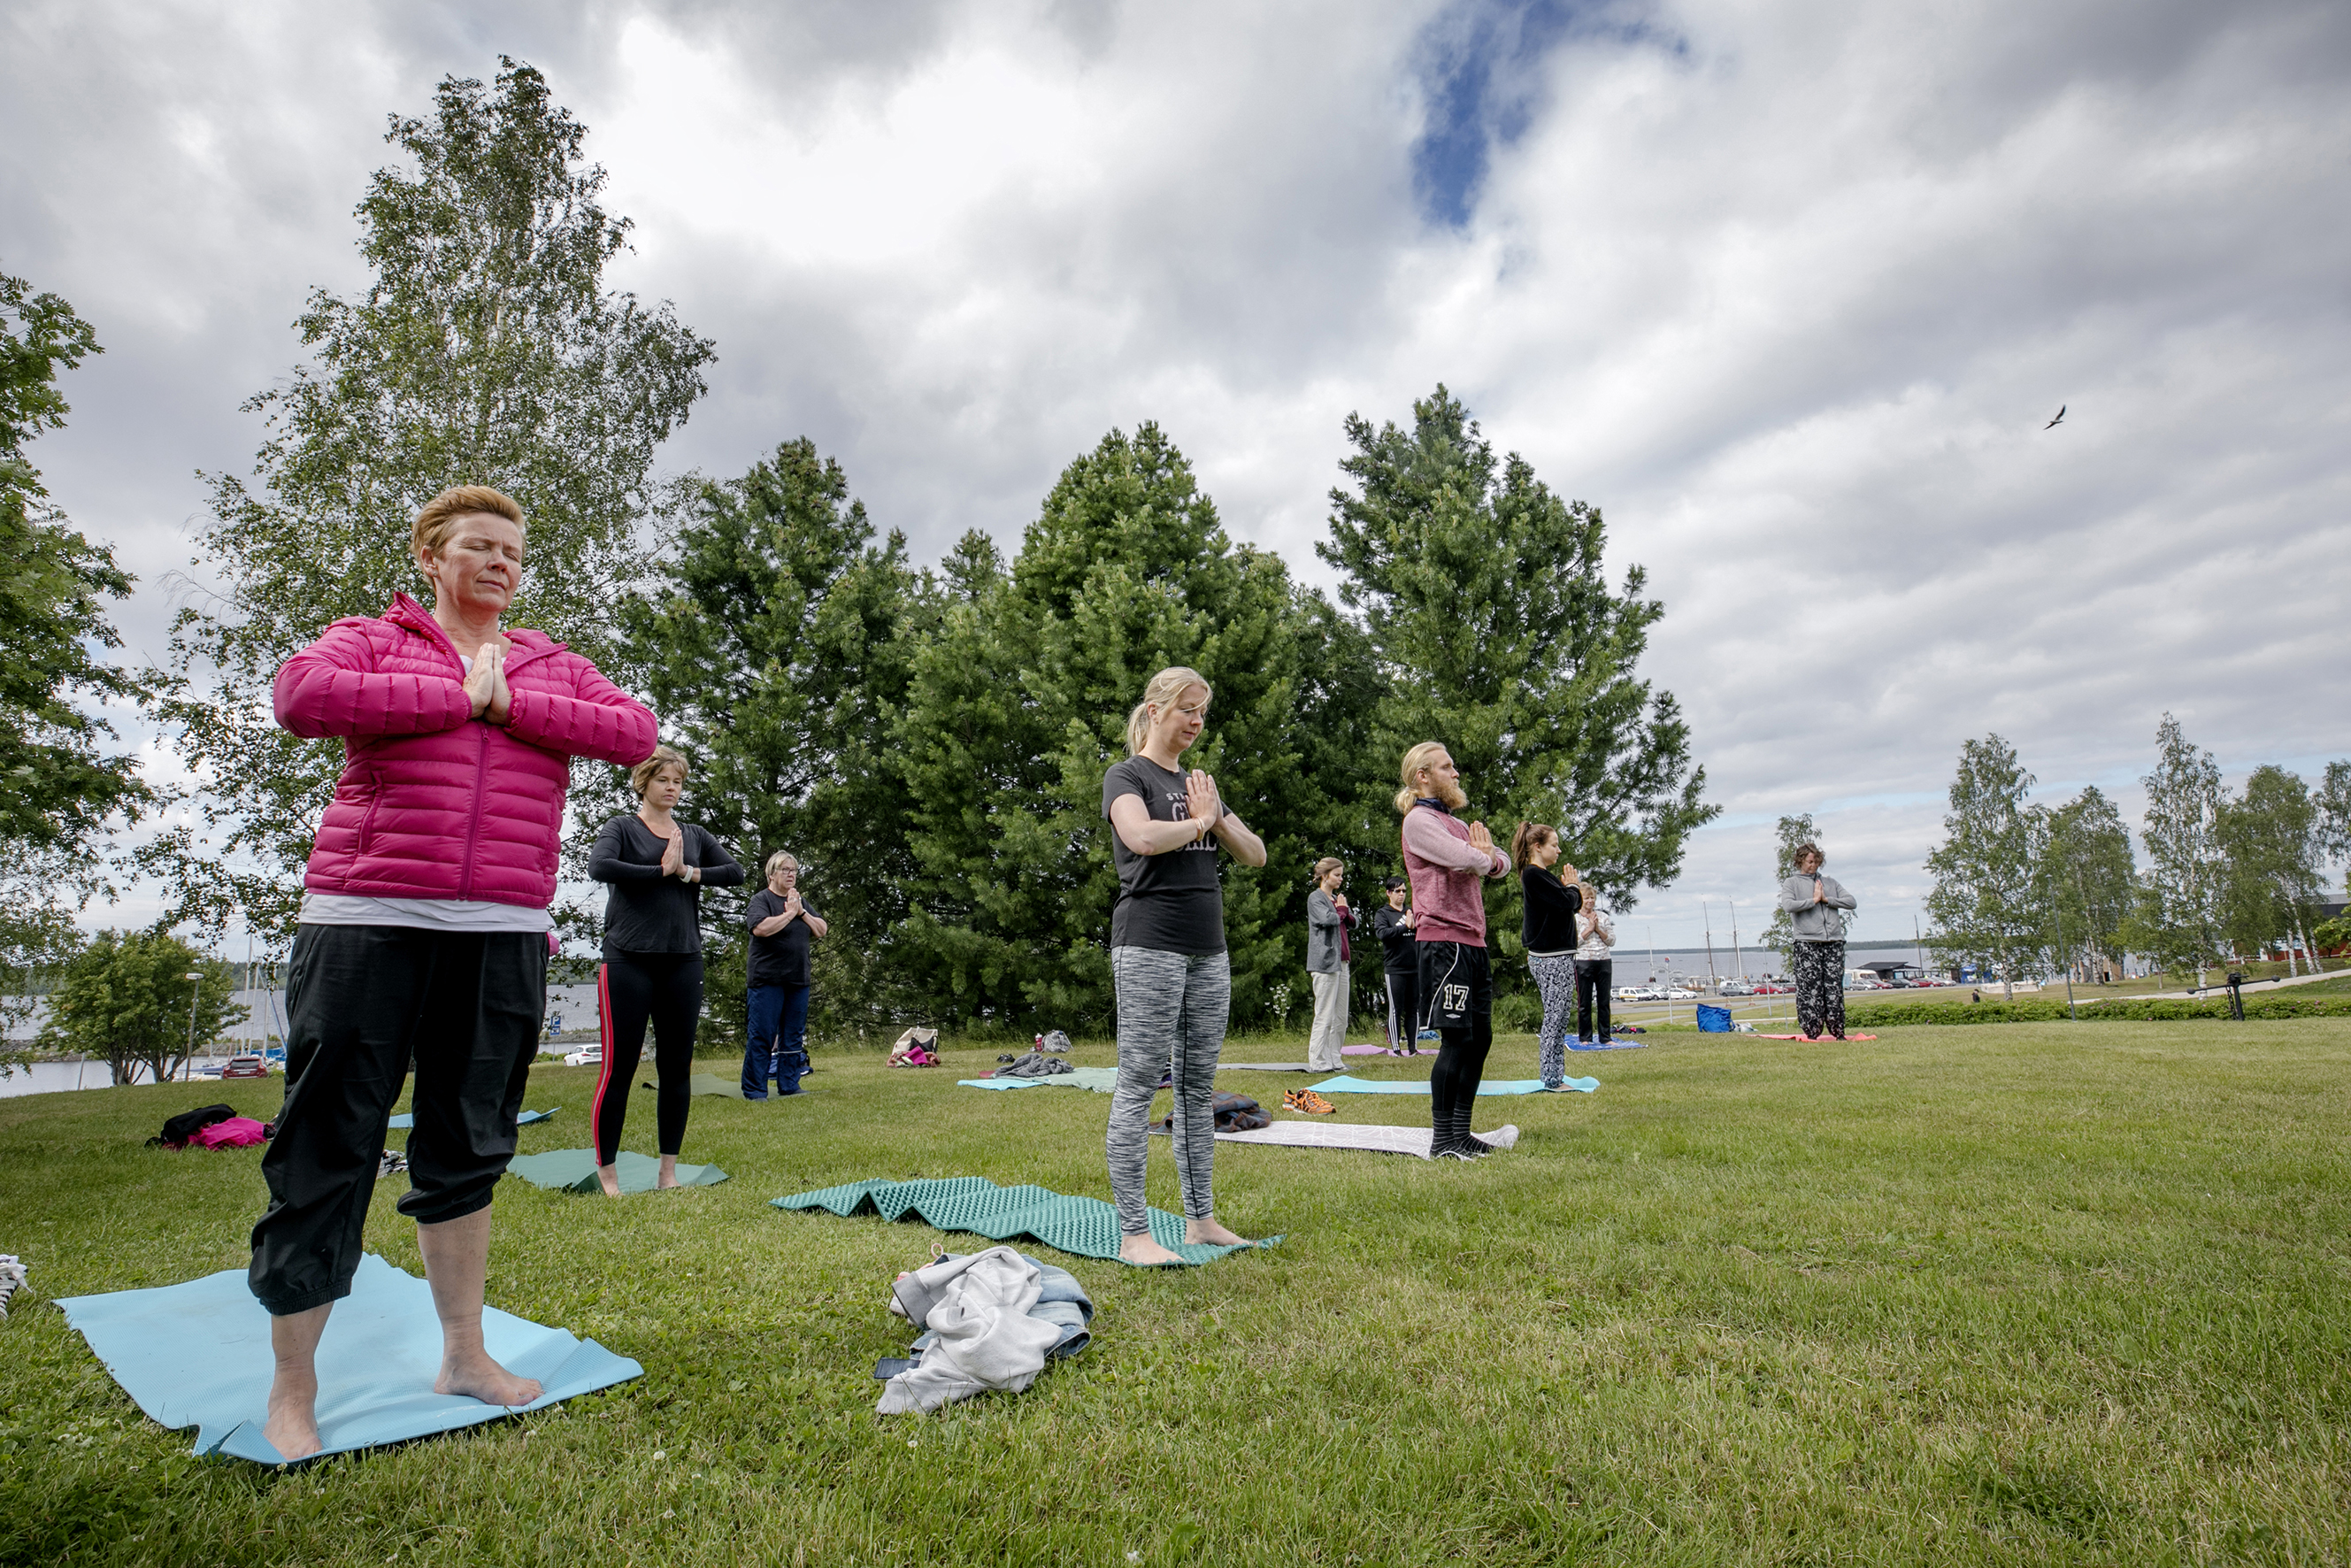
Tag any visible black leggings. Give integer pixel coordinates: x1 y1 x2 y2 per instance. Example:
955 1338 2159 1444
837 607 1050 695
594 951 703 1164
1429 1014 1494 1130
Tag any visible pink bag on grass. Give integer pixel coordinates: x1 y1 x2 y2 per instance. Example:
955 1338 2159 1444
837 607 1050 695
188 1116 269 1149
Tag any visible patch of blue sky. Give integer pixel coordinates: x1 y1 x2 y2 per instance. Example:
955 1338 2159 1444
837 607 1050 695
1408 0 1686 231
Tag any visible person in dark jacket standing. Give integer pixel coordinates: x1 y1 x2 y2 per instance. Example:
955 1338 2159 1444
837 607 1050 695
1510 822 1584 1090
588 745 744 1195
1370 877 1421 1054
1777 842 1856 1041
743 850 826 1098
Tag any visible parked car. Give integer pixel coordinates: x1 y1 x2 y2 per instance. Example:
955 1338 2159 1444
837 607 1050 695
221 1054 269 1079
1663 988 1699 1000
1717 980 1754 996
563 1044 603 1068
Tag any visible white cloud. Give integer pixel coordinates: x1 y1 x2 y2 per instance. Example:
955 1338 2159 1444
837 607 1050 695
4 0 2346 942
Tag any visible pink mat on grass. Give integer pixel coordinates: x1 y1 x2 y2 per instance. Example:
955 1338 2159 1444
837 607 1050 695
1339 1044 1389 1057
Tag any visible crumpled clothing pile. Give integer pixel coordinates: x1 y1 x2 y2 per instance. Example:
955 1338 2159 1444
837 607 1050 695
875 1245 1093 1414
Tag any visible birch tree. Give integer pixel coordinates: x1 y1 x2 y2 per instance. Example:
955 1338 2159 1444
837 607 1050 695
161 59 713 936
1924 734 2046 998
2131 713 2225 986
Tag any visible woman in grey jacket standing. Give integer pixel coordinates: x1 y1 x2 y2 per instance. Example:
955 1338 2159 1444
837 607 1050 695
1778 842 1856 1040
1304 857 1356 1072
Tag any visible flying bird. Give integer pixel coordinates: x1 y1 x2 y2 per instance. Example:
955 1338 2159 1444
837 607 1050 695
2045 405 2066 429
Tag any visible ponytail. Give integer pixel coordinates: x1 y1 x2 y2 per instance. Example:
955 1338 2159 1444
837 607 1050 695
1509 820 1555 871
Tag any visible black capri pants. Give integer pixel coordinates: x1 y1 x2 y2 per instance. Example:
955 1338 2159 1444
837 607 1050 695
249 923 548 1317
593 949 703 1165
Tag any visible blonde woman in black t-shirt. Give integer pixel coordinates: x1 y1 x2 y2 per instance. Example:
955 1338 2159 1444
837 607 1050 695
1101 665 1267 1266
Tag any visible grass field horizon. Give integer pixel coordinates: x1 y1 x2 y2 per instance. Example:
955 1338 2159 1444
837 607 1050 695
4 1019 2347 1565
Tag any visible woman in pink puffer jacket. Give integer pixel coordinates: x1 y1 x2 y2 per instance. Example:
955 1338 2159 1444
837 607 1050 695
249 485 655 1463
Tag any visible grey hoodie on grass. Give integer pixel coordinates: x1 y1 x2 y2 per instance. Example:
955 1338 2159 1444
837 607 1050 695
1778 872 1856 942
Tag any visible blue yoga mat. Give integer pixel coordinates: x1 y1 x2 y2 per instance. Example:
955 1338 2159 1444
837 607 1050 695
56 1254 641 1464
1309 1074 1597 1095
387 1108 553 1130
505 1149 727 1193
958 1078 1043 1090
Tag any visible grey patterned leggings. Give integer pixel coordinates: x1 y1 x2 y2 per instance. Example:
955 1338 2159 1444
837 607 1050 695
1794 940 1846 1039
1528 952 1578 1086
1108 946 1231 1236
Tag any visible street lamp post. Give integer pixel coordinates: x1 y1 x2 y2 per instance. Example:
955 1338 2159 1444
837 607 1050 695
184 970 205 1081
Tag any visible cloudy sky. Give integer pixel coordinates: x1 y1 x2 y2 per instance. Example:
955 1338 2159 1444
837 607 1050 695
5 0 2347 949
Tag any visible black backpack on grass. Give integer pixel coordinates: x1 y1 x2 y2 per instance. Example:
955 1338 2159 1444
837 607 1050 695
150 1103 237 1148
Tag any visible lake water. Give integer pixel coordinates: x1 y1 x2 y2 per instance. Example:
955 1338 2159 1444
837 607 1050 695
0 1057 251 1098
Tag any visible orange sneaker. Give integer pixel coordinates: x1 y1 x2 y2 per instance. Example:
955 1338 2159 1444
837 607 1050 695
1282 1088 1336 1115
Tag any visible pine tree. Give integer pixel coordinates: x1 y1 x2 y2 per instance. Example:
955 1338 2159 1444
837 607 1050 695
890 425 1317 1032
610 439 925 1041
1318 386 1713 926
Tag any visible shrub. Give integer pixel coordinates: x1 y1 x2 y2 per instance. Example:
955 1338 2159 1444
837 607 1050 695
1847 995 2351 1026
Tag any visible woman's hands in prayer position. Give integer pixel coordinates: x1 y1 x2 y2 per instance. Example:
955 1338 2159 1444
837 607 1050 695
463 640 513 725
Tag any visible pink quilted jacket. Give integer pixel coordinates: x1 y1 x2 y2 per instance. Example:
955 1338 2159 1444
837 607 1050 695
275 594 658 909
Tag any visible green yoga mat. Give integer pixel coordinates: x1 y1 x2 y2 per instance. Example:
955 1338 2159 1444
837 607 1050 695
505 1149 729 1194
688 1073 743 1098
773 1176 1278 1268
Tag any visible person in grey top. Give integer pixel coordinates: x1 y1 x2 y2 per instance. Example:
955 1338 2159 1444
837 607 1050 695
1778 842 1856 1040
1304 858 1356 1072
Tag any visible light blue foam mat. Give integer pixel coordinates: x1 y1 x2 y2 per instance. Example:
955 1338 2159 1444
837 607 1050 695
504 1149 728 1193
55 1254 641 1465
1308 1074 1597 1095
387 1108 553 1130
957 1068 1120 1093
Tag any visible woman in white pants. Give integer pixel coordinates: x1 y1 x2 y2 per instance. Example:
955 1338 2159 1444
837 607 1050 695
1304 857 1356 1072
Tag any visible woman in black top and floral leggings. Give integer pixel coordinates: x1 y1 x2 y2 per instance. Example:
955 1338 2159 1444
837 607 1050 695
1102 666 1268 1266
588 745 743 1195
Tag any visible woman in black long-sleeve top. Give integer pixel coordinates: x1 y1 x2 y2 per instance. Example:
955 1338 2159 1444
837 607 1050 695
1510 821 1583 1092
587 745 743 1195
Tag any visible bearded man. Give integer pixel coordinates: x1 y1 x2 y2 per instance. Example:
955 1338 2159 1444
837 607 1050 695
1394 742 1513 1157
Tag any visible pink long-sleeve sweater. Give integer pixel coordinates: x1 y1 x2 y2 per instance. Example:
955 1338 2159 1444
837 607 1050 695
1400 804 1510 946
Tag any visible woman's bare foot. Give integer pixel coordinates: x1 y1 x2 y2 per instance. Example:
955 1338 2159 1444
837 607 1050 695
263 1365 322 1461
1186 1217 1249 1247
262 1302 331 1461
434 1348 542 1408
596 1164 621 1196
1119 1233 1186 1267
656 1153 680 1190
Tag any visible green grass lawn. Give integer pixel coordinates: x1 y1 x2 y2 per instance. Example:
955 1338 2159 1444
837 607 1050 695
4 1021 2348 1566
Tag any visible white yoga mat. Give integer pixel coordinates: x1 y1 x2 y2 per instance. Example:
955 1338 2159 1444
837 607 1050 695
1151 1121 1520 1157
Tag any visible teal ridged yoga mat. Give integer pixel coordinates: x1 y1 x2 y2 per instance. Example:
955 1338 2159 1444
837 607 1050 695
506 1149 729 1193
1308 1074 1596 1095
56 1254 639 1465
773 1176 1279 1268
388 1108 551 1130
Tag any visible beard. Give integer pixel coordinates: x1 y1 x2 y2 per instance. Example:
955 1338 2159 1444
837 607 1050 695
1429 777 1468 811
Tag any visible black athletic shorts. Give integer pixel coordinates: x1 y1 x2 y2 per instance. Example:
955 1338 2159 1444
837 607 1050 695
1416 941 1493 1030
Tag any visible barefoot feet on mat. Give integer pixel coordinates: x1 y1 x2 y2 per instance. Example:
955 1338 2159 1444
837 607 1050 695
263 1367 322 1462
436 1349 542 1409
1186 1217 1250 1248
596 1164 622 1197
1119 1233 1187 1267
